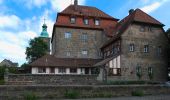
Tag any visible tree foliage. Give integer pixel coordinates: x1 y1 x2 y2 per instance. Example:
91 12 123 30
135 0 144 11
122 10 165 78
26 37 48 63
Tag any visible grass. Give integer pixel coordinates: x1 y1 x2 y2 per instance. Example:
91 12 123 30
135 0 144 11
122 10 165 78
23 92 38 100
64 90 80 99
131 90 144 96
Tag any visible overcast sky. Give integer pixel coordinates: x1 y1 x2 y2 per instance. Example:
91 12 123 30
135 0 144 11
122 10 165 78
0 0 170 66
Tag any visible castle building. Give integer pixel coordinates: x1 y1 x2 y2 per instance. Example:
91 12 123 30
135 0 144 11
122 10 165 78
30 0 169 82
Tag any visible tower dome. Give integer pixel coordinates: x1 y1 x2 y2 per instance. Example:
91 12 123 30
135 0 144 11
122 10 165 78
40 23 49 37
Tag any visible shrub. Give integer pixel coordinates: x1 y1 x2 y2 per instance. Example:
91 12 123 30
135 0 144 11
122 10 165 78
24 92 38 100
64 90 79 99
131 90 144 96
0 79 5 85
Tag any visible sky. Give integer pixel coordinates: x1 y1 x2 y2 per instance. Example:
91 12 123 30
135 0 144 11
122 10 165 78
0 0 170 66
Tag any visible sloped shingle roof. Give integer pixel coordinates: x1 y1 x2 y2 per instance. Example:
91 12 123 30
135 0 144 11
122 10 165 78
101 8 164 49
30 54 101 68
60 5 118 20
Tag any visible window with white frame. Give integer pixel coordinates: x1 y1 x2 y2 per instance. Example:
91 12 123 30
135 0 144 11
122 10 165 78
144 45 149 53
82 50 88 55
65 32 72 39
108 56 121 76
84 19 89 25
66 51 71 56
129 44 134 52
95 19 100 25
58 68 66 74
70 17 76 24
38 68 46 73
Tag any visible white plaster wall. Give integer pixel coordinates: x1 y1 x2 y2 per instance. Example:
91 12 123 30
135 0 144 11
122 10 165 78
66 68 70 74
55 68 58 74
31 67 37 74
46 68 50 74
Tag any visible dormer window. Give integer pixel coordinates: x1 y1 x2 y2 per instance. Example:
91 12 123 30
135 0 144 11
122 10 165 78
70 17 76 24
84 19 89 25
95 19 100 26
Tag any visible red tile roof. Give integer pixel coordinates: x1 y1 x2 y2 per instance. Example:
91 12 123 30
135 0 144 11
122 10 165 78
30 54 101 68
101 8 164 49
60 5 118 20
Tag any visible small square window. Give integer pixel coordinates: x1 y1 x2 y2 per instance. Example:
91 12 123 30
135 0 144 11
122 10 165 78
66 51 71 56
58 68 66 74
65 32 72 39
84 19 89 25
148 26 152 32
70 17 76 24
95 19 100 25
82 50 88 55
38 68 46 73
140 26 145 32
70 68 77 73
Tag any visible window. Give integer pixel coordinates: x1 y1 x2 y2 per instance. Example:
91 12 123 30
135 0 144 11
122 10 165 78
65 32 72 39
129 44 134 52
81 33 88 42
157 46 162 55
108 56 121 76
82 50 88 55
66 51 71 56
148 67 153 80
58 68 66 74
95 19 100 25
70 68 77 73
140 26 145 32
84 19 89 25
144 45 149 53
70 17 76 24
148 26 152 32
38 68 46 73
50 68 55 73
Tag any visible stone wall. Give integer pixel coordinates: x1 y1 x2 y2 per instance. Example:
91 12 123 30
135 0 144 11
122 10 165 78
120 23 169 82
52 27 108 59
5 74 97 85
0 85 170 99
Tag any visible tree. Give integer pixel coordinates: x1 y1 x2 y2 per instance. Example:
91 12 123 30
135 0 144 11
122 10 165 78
26 37 48 63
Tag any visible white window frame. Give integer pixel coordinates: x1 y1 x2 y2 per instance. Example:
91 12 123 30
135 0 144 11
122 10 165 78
65 32 72 39
95 19 100 26
70 17 76 24
129 44 134 52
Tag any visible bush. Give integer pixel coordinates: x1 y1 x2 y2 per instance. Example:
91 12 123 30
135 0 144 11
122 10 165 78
131 90 144 96
64 90 80 99
0 79 5 85
24 92 38 100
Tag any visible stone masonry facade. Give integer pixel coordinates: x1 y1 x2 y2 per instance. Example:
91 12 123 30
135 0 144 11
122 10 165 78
105 23 169 82
52 27 108 59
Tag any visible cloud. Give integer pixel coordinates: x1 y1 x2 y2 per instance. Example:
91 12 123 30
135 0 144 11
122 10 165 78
141 0 169 13
0 0 3 4
50 0 86 11
15 0 48 9
0 14 21 30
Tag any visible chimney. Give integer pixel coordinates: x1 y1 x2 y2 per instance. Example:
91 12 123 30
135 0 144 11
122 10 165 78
74 0 78 11
129 9 134 15
74 0 78 6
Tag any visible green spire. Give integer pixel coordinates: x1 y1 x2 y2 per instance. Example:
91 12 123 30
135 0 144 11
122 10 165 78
40 19 49 37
